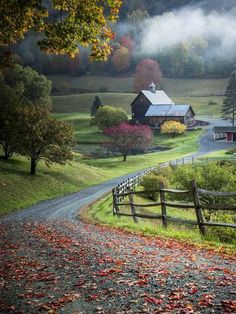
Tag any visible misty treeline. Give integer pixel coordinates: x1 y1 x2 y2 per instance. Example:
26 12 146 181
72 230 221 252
12 0 236 82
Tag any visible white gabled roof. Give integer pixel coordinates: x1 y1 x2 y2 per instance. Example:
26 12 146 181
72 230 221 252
141 90 174 105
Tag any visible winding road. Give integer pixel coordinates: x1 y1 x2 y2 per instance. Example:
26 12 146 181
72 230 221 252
1 118 236 314
2 117 235 222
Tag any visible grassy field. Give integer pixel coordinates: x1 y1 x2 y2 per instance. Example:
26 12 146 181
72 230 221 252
52 93 223 117
50 75 227 116
49 75 227 96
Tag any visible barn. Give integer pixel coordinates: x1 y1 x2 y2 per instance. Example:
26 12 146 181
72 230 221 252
213 126 236 142
131 82 195 128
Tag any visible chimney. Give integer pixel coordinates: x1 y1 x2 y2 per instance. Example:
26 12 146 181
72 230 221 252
148 82 156 93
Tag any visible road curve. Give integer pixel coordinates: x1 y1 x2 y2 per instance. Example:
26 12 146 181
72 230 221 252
1 118 235 221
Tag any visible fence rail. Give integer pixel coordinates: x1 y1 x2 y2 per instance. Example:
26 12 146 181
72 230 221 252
112 157 236 236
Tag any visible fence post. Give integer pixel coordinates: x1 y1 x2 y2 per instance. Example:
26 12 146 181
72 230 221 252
160 181 167 228
112 188 116 216
128 188 138 223
191 180 206 236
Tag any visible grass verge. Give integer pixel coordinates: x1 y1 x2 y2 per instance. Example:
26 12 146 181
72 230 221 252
81 193 236 253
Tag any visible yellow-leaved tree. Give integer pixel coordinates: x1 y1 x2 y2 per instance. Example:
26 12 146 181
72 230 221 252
161 121 187 137
0 0 122 62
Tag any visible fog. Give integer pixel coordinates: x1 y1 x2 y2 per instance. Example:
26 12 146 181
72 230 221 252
139 5 236 60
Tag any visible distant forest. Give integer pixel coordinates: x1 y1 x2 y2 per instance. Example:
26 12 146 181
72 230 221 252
12 0 236 79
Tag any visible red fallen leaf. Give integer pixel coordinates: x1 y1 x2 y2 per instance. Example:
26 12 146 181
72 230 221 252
169 291 184 300
138 273 148 279
86 294 99 301
198 294 214 307
189 288 198 295
18 292 46 299
156 269 170 275
145 297 163 305
221 300 236 312
136 279 148 286
97 268 122 276
75 280 85 287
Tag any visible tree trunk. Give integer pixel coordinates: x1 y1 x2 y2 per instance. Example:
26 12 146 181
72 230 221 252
30 158 37 175
123 154 127 162
3 144 12 160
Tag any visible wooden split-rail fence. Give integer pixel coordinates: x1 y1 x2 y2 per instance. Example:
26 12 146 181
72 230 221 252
112 157 236 235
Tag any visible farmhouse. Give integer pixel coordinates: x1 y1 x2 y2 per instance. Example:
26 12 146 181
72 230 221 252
131 82 195 128
213 126 236 142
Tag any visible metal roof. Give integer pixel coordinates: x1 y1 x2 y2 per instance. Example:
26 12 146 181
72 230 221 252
145 104 192 117
141 90 174 105
213 126 236 132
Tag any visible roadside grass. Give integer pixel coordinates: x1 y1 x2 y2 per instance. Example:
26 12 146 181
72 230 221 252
199 149 236 164
0 154 108 216
82 194 236 251
52 93 224 117
49 75 227 96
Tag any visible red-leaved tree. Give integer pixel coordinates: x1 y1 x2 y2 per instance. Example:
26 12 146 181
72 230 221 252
133 58 162 92
104 123 153 161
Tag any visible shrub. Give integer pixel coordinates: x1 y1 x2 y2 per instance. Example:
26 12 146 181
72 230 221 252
225 147 236 155
161 121 187 137
207 212 236 244
94 105 128 130
141 172 169 201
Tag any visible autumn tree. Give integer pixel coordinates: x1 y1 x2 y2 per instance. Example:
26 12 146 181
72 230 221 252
0 64 51 159
0 0 122 62
16 106 73 175
222 70 236 126
161 121 186 137
104 123 153 161
94 106 128 129
112 46 130 73
133 58 162 92
91 96 103 117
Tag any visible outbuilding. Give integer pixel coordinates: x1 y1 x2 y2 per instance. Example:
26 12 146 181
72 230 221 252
213 126 236 142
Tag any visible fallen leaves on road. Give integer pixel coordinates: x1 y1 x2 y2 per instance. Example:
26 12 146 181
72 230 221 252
1 220 235 313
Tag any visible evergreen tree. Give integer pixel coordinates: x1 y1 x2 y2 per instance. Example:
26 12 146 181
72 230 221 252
90 96 103 117
222 70 236 126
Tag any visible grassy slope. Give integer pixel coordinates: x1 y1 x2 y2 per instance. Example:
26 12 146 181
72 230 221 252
0 129 202 215
49 75 227 96
0 155 108 215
